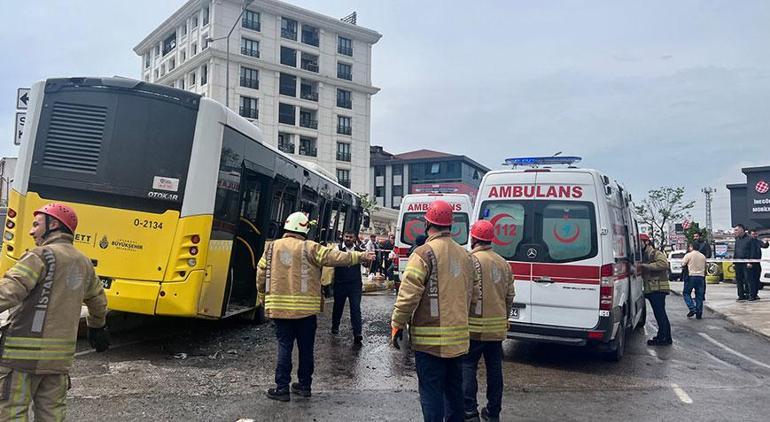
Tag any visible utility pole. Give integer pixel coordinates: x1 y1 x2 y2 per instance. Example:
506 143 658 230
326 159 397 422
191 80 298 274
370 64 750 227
702 187 716 239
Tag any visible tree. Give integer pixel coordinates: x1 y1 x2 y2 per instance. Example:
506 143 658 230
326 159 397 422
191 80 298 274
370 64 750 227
634 186 695 249
358 193 379 213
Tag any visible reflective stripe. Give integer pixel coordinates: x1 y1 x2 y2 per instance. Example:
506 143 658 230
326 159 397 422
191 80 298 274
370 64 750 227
316 246 331 263
411 335 469 346
403 266 426 279
4 337 75 346
265 295 321 303
350 252 360 265
411 325 468 335
265 294 321 312
12 263 39 281
469 317 507 333
468 317 508 324
258 258 267 269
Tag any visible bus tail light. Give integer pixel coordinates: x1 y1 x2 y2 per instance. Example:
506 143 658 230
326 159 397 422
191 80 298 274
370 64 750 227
189 246 199 256
599 263 614 311
7 209 16 219
5 221 14 229
191 234 200 244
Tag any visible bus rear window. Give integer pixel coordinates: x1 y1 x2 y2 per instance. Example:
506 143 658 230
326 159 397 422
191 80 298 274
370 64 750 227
400 212 470 246
479 200 597 263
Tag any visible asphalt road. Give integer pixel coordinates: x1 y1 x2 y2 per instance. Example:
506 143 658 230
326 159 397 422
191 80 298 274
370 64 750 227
67 291 770 421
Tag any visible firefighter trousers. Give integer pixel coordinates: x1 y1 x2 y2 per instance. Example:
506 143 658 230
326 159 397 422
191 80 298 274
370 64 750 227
0 366 69 422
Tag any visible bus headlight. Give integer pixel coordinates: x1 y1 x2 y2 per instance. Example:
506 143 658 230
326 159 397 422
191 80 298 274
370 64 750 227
187 258 197 267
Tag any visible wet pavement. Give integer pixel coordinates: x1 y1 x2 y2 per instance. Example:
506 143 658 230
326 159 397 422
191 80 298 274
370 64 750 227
68 291 770 421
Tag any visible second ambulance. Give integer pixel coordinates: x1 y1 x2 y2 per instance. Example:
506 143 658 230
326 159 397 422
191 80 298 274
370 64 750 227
472 156 645 361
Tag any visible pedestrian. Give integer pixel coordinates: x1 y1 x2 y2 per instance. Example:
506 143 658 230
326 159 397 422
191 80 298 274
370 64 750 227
462 220 514 422
390 200 479 422
257 212 373 402
0 203 109 420
365 234 379 276
733 224 759 301
381 233 395 280
692 232 712 258
638 233 672 346
331 230 366 349
681 243 707 319
750 229 768 293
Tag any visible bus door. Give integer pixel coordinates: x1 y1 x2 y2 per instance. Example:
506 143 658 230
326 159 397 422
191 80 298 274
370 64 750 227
226 169 271 312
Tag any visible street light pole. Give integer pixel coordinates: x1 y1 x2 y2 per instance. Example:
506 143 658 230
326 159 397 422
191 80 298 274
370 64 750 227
207 0 254 110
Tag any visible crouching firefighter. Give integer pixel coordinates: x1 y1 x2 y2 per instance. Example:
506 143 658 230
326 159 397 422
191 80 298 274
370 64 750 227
462 220 514 422
0 203 109 421
257 212 374 402
391 200 480 422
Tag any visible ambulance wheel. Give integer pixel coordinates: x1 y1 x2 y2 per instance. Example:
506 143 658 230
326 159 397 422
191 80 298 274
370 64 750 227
605 312 627 362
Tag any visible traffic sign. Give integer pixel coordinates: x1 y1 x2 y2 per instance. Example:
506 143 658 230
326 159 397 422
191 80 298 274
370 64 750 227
16 88 30 110
14 112 25 145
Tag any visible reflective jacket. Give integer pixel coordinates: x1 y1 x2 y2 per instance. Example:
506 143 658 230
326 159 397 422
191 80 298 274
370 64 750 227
257 233 364 319
391 231 479 358
469 245 514 342
641 245 670 294
0 232 107 374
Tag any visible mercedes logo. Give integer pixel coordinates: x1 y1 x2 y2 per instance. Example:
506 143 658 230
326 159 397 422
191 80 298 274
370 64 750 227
527 248 538 259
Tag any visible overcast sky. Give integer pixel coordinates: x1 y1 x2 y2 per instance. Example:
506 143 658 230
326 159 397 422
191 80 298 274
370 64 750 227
2 0 769 230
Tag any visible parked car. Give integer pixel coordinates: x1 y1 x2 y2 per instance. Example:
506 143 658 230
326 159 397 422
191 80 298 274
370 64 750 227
668 250 687 281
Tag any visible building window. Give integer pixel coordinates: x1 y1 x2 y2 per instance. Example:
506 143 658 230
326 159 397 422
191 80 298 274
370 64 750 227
300 52 319 73
281 17 297 40
337 115 352 135
375 166 385 178
192 43 198 55
202 7 209 26
336 89 352 109
279 103 295 125
336 142 351 161
144 53 151 69
192 14 198 28
242 10 260 31
337 62 352 80
240 67 259 89
241 38 259 58
189 71 196 86
155 45 160 57
154 69 159 79
279 73 296 97
300 79 318 101
301 24 319 47
375 186 385 198
179 78 185 90
280 46 297 67
181 49 186 63
278 132 294 154
201 64 208 85
163 32 177 56
299 137 317 157
473 169 480 180
169 58 176 71
181 21 187 36
392 185 403 197
430 163 440 174
239 96 258 119
338 36 353 56
336 169 350 188
299 109 318 129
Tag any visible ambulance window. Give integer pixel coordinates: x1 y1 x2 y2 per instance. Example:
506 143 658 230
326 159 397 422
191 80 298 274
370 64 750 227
540 202 596 262
479 201 525 260
400 212 426 246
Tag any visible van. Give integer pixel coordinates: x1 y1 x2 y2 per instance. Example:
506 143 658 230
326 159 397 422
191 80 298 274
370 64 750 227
393 194 473 283
471 158 645 360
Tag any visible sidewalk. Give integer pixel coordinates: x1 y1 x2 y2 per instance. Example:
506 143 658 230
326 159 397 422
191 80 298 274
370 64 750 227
671 280 770 340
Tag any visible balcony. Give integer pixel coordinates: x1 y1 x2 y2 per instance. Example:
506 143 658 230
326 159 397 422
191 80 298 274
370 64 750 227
300 80 319 102
239 106 258 119
337 99 352 109
301 52 319 73
300 117 318 129
336 152 351 162
339 179 351 188
338 46 353 56
299 147 317 157
278 143 295 154
337 126 352 135
300 91 319 101
281 28 297 40
241 47 259 58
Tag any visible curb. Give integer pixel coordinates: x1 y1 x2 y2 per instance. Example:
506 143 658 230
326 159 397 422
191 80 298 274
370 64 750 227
671 286 770 341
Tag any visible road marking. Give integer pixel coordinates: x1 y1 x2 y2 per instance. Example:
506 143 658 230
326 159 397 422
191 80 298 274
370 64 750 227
698 333 770 370
671 383 693 404
704 350 733 368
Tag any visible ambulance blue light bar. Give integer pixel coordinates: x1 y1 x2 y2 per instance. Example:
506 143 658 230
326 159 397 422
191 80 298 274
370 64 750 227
504 156 582 166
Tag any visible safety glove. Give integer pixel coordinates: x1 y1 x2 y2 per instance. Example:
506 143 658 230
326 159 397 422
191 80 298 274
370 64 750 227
88 326 111 352
391 325 404 349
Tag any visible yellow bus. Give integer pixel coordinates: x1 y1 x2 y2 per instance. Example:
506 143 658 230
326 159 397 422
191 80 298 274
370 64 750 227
2 77 366 321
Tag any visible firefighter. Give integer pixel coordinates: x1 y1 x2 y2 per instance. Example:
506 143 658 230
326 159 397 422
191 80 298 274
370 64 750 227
0 203 109 421
391 200 479 422
257 212 374 402
462 220 514 422
637 233 672 346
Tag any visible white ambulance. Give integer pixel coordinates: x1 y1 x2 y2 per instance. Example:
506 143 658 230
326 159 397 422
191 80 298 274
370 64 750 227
471 156 645 361
393 193 474 284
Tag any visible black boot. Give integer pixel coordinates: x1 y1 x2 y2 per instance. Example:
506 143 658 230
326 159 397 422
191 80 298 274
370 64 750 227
291 382 312 397
266 387 290 402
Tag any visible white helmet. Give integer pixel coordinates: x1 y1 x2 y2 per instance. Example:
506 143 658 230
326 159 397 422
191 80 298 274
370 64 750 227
284 212 310 234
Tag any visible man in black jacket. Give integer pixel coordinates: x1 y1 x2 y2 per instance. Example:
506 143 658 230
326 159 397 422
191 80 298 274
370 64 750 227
692 232 712 258
331 230 366 348
734 224 761 301
750 230 769 292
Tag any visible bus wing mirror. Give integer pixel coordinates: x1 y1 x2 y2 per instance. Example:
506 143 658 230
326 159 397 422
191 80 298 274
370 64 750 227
362 212 371 229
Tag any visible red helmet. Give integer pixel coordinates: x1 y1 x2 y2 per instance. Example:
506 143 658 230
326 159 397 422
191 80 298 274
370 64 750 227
470 220 495 242
639 233 650 242
34 203 78 233
424 200 454 227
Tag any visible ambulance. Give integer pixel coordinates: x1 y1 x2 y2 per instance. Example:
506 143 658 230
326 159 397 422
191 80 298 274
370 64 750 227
471 156 645 361
393 193 474 282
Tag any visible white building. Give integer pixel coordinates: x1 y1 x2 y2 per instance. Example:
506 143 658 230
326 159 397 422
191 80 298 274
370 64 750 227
134 0 381 194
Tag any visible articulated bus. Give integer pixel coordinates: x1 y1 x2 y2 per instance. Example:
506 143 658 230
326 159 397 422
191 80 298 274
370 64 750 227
2 77 365 321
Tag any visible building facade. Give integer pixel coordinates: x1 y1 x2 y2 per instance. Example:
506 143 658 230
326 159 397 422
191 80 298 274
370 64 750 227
134 0 381 194
369 147 490 209
727 165 770 231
